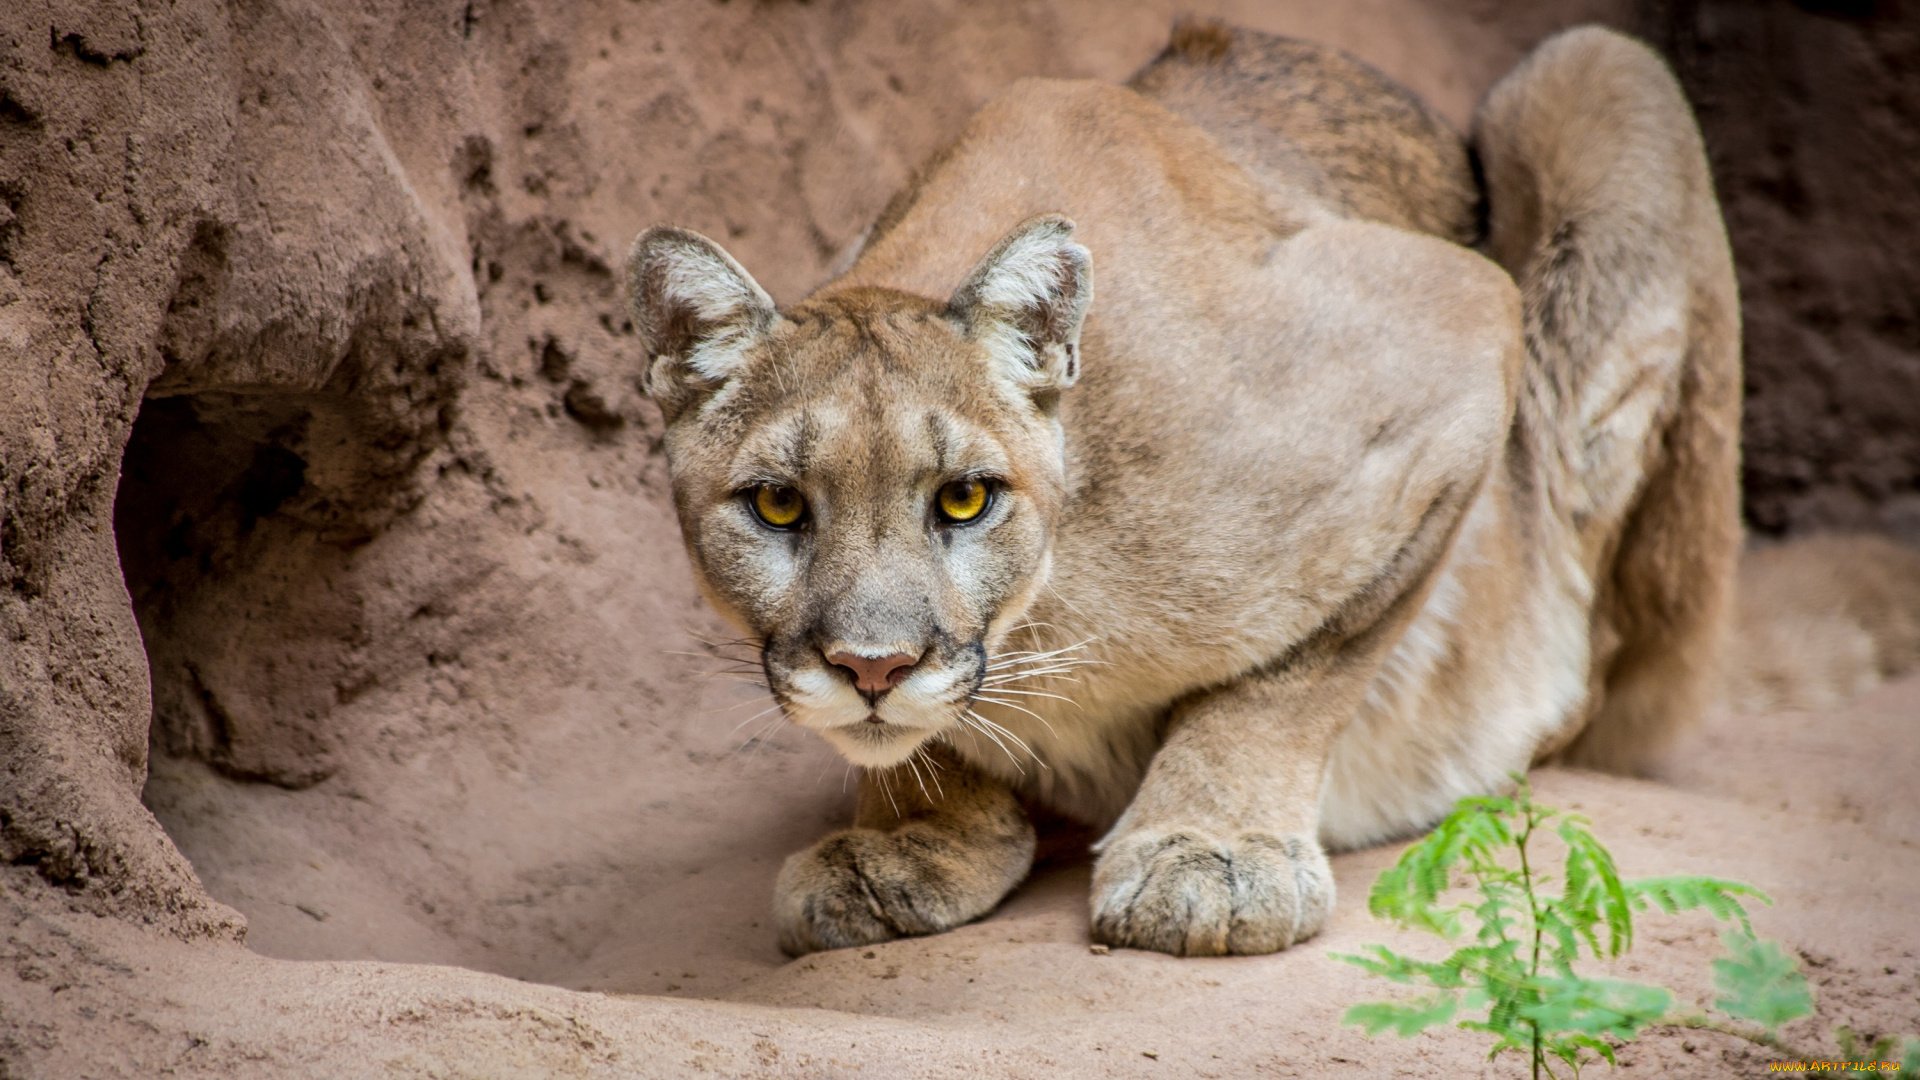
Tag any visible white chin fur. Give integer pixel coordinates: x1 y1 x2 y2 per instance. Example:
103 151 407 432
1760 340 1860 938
781 661 970 766
818 722 943 767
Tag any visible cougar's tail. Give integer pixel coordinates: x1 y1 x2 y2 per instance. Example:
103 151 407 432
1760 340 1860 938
1473 28 1743 773
1726 534 1920 712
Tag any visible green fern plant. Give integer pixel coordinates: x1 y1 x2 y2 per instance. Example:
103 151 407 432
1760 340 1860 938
1332 777 1864 1079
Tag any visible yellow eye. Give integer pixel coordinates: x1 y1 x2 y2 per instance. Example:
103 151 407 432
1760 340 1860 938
751 485 806 528
936 479 992 524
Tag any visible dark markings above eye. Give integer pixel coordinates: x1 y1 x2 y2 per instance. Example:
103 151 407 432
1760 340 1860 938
926 412 953 474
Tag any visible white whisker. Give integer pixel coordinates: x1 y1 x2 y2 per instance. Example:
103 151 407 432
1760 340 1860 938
976 715 1046 769
972 693 1055 729
990 657 1098 672
913 745 944 787
911 746 945 799
692 693 781 718
960 711 1026 776
732 710 790 761
697 673 771 687
984 653 1099 672
974 699 1060 742
983 676 1090 691
977 686 1079 705
872 766 900 816
964 709 1048 772
727 702 785 735
995 637 1096 659
904 753 931 802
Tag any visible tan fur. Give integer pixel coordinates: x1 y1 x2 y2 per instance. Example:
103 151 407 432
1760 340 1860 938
1473 30 1745 775
1724 534 1920 712
1131 19 1482 246
626 24 1746 956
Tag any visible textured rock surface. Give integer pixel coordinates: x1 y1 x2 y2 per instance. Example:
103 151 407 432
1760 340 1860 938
1654 0 1920 541
1 0 243 940
2 0 1917 1076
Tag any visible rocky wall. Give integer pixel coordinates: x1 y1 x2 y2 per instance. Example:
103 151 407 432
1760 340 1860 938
1652 0 1920 541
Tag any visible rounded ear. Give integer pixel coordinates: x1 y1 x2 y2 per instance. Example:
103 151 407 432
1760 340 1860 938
947 214 1093 398
625 226 776 422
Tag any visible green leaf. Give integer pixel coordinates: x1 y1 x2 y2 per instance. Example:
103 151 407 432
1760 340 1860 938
1342 780 1799 1076
1711 930 1813 1031
1542 1030 1620 1077
1448 941 1527 993
1329 945 1469 989
1536 905 1586 976
1471 891 1520 948
1557 1032 1620 1069
1521 975 1672 1041
1368 795 1517 936
1343 993 1459 1037
1835 1027 1898 1065
1901 1037 1920 1074
1480 992 1529 1046
1629 875 1769 935
1559 818 1634 957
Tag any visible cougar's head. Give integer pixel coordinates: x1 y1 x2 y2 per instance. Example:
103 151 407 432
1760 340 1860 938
626 215 1092 767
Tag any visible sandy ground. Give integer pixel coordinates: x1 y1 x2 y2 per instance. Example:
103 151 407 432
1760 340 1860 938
7 675 1914 1078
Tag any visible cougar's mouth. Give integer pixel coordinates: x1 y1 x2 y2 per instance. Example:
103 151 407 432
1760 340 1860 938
818 715 943 767
767 637 999 767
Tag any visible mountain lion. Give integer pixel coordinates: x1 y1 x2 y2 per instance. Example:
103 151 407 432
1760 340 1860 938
624 23 1745 956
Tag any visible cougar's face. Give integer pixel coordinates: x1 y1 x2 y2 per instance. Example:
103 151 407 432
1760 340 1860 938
630 216 1090 768
662 291 1069 766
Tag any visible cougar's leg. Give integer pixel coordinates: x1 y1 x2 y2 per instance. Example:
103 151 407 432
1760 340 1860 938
1473 28 1742 772
1090 476 1473 957
772 741 1035 955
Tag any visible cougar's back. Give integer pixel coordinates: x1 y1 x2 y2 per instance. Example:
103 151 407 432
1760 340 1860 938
1128 20 1482 246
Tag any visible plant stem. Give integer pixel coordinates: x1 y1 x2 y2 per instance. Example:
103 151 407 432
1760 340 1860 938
1515 791 1545 1080
1662 1013 1817 1061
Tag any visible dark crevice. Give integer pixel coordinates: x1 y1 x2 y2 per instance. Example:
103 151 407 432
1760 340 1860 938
50 28 144 66
116 396 339 789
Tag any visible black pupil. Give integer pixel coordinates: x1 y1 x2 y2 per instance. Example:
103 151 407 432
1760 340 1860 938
947 482 979 516
767 488 797 512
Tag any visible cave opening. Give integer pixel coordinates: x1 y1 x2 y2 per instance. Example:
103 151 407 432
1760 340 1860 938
114 392 358 790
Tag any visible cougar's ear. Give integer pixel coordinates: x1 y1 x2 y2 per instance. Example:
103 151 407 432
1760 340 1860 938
947 214 1093 401
626 226 777 422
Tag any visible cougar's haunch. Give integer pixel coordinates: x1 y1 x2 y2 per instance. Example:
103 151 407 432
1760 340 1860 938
627 22 1744 956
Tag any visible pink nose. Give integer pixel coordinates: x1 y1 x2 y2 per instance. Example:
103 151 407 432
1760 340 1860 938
827 651 919 695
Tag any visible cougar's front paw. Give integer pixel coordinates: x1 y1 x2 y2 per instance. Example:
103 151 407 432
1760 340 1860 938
1090 830 1334 956
773 825 1029 956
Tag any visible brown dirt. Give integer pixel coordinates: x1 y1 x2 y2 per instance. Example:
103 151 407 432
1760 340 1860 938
3 0 1917 1076
10 678 1920 1077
